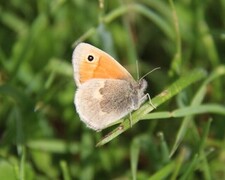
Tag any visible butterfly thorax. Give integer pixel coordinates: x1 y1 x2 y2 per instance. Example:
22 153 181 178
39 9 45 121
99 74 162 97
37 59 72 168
129 79 148 110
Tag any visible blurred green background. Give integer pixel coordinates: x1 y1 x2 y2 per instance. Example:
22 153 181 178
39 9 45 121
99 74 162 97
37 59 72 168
0 0 225 179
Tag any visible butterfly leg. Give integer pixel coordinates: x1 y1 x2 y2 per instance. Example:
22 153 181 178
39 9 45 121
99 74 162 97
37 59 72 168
145 93 156 109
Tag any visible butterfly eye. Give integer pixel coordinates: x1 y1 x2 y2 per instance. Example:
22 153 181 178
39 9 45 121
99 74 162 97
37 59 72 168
87 55 94 61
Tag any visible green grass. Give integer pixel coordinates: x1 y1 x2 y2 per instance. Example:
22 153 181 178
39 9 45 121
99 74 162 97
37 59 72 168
0 0 225 179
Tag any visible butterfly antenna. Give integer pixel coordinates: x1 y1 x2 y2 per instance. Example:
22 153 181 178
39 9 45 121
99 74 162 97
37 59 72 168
139 67 161 81
136 60 140 80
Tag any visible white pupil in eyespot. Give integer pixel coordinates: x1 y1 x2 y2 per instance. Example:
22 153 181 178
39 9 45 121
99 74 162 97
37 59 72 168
87 55 94 61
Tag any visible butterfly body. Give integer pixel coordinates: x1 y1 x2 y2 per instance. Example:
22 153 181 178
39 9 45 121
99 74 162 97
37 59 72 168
72 43 147 131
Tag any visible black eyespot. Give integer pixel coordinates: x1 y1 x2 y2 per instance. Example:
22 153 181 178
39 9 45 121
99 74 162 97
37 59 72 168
87 55 94 61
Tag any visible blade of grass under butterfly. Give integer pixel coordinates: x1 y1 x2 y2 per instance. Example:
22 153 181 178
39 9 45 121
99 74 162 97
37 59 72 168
96 69 207 146
148 161 176 180
141 104 225 120
179 154 199 180
60 161 71 180
198 119 212 180
130 138 140 180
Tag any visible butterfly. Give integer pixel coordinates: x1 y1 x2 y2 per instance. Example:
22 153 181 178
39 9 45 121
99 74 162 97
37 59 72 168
72 43 148 131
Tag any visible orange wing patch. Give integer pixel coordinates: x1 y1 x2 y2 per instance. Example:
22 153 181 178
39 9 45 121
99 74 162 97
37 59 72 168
79 50 133 84
79 61 97 84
